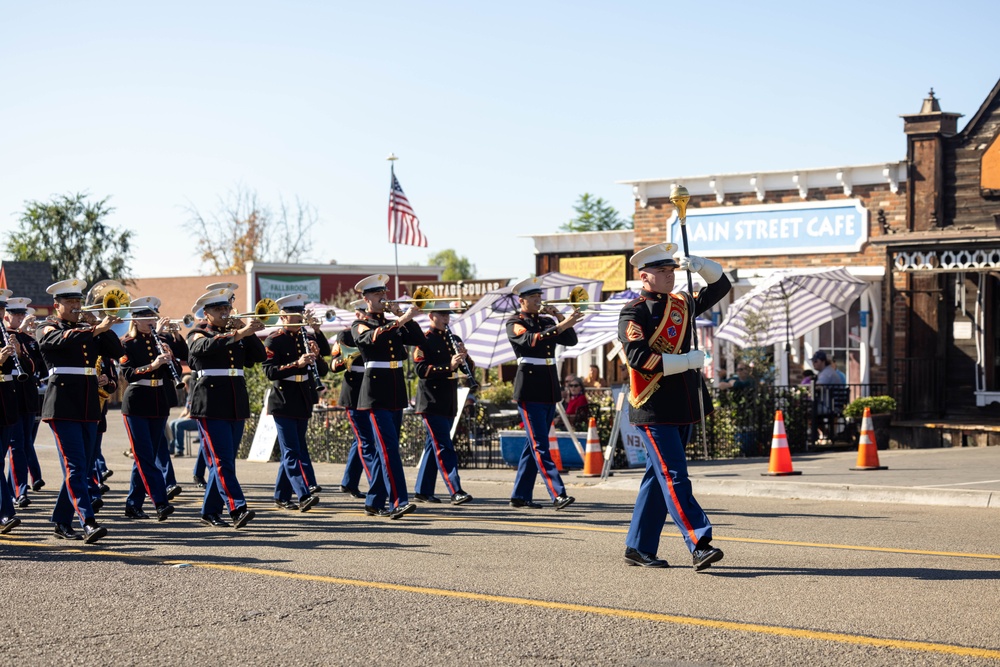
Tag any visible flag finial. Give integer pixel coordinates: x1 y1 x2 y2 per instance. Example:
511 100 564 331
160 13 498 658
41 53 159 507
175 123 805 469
387 153 398 162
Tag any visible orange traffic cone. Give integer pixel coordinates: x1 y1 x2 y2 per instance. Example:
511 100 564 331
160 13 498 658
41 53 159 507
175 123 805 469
761 410 802 476
850 407 888 470
548 424 566 473
581 417 604 478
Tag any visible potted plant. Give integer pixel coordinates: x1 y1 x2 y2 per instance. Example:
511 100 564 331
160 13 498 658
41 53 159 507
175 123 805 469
843 395 896 450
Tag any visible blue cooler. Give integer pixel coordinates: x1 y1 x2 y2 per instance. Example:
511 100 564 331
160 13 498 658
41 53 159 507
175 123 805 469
498 430 584 469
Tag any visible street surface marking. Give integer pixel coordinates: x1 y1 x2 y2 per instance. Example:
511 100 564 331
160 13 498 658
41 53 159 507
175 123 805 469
917 479 1000 488
3 537 999 660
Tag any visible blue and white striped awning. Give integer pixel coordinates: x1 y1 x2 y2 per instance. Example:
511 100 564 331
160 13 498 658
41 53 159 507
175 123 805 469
715 267 867 348
450 272 603 368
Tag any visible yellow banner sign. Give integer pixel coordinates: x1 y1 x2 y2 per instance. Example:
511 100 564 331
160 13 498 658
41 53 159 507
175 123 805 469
559 255 625 291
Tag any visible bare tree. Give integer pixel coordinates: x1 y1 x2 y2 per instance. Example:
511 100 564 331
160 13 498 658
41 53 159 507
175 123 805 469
185 184 318 274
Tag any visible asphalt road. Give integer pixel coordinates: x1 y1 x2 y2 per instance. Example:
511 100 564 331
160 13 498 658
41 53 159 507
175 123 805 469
2 420 1000 666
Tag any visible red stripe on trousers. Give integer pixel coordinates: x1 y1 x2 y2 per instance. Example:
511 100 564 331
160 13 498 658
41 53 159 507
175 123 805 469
197 418 237 513
643 425 698 546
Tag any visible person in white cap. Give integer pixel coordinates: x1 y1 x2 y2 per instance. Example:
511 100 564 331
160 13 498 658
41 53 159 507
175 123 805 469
618 243 730 570
351 274 425 519
505 276 584 510
3 295 45 507
186 287 266 529
0 289 32 534
330 298 377 501
263 293 330 512
36 278 125 543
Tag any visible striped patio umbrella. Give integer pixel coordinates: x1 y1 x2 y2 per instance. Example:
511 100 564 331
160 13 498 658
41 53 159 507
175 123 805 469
450 272 603 368
715 267 868 349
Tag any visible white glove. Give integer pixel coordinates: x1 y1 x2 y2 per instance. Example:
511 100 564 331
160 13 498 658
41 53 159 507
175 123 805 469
661 350 706 376
679 255 723 284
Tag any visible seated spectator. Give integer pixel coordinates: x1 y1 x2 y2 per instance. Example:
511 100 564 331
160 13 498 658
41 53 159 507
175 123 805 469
582 364 606 388
562 376 590 430
801 369 815 385
723 363 755 390
168 374 200 456
811 351 844 386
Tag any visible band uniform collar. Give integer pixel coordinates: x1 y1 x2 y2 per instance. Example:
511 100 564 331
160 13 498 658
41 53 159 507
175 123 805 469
639 289 668 301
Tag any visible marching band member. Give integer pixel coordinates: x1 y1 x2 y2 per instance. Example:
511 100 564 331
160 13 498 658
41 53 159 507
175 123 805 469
506 277 583 510
187 287 266 529
412 300 474 505
617 243 730 570
262 293 329 512
352 274 425 519
36 279 124 543
4 296 43 507
14 306 47 492
0 290 31 534
331 299 373 500
118 296 180 521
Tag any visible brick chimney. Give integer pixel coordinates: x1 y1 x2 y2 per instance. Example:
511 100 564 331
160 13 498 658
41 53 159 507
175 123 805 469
901 89 963 231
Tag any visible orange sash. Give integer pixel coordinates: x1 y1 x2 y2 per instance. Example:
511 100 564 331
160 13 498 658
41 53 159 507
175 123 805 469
628 293 689 408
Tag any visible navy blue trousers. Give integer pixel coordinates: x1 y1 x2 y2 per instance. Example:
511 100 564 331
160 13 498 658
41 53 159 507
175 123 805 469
193 442 208 479
512 402 565 502
340 412 366 491
5 418 27 497
345 409 385 508
154 427 177 487
369 409 408 509
273 416 312 503
23 414 43 484
196 418 247 516
626 423 712 555
415 413 462 498
0 425 16 521
123 415 169 508
47 420 98 527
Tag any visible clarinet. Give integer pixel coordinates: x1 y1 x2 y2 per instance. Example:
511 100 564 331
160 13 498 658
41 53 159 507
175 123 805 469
152 331 186 390
444 325 478 390
299 326 326 393
0 320 31 382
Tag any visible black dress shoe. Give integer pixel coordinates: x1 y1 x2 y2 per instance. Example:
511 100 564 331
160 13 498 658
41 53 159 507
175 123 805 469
414 493 441 504
91 498 104 512
124 506 150 520
509 498 543 509
553 494 576 511
299 495 320 512
339 485 366 499
231 507 255 529
274 500 300 511
31 479 45 492
692 546 724 571
98 483 111 494
0 516 20 534
14 495 30 509
308 485 323 494
624 547 669 568
54 523 83 540
155 504 175 522
200 514 230 528
193 475 207 489
165 484 182 500
451 492 473 505
83 521 108 544
364 505 391 517
389 502 416 520
100 469 114 482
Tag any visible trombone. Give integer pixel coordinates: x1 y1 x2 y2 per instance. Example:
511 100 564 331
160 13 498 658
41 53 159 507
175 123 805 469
272 310 338 328
226 299 280 327
381 286 464 312
120 314 198 329
73 281 147 316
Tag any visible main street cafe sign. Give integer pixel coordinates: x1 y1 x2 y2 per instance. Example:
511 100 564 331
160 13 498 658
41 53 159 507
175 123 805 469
667 200 869 256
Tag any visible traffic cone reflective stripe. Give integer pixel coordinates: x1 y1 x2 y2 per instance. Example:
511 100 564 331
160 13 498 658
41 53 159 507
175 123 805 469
548 424 565 473
581 417 603 477
850 406 888 470
762 410 801 476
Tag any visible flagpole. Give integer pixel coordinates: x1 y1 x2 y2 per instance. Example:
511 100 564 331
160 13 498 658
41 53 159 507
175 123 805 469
388 153 400 298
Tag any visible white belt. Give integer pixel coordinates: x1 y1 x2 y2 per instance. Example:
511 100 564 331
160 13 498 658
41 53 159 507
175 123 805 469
49 367 97 377
0 374 13 382
133 379 165 387
349 365 365 373
282 375 309 382
518 357 556 366
365 361 404 370
198 369 245 377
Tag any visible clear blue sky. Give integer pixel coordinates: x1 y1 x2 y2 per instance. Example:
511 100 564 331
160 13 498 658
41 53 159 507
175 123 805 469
2 1 997 283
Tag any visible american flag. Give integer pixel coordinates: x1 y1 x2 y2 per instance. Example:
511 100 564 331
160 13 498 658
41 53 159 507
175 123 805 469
388 170 428 247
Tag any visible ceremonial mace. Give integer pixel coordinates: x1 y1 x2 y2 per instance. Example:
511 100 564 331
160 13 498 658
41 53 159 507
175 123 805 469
670 184 710 460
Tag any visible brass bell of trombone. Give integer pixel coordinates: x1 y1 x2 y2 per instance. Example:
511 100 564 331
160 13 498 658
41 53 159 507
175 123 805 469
228 298 280 327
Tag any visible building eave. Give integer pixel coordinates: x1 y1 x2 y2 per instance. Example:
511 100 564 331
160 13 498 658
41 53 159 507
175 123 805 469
519 230 634 255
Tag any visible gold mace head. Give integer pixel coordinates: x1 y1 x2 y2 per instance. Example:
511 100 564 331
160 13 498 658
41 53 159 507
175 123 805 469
669 184 690 221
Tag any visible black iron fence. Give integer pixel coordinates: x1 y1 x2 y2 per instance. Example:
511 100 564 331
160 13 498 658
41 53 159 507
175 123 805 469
893 357 945 418
238 382 885 468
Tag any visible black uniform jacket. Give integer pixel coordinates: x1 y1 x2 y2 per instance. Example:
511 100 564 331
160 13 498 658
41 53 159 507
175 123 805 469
506 311 578 404
352 313 425 411
618 276 731 425
413 327 476 418
119 331 189 418
263 327 331 419
11 330 44 416
186 323 267 420
331 328 364 410
36 317 125 422
0 336 34 427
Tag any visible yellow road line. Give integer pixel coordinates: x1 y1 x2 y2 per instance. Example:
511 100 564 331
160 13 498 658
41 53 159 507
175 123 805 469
3 537 998 660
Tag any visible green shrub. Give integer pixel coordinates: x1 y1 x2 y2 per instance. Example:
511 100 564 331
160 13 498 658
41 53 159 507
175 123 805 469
843 395 896 419
479 381 514 406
